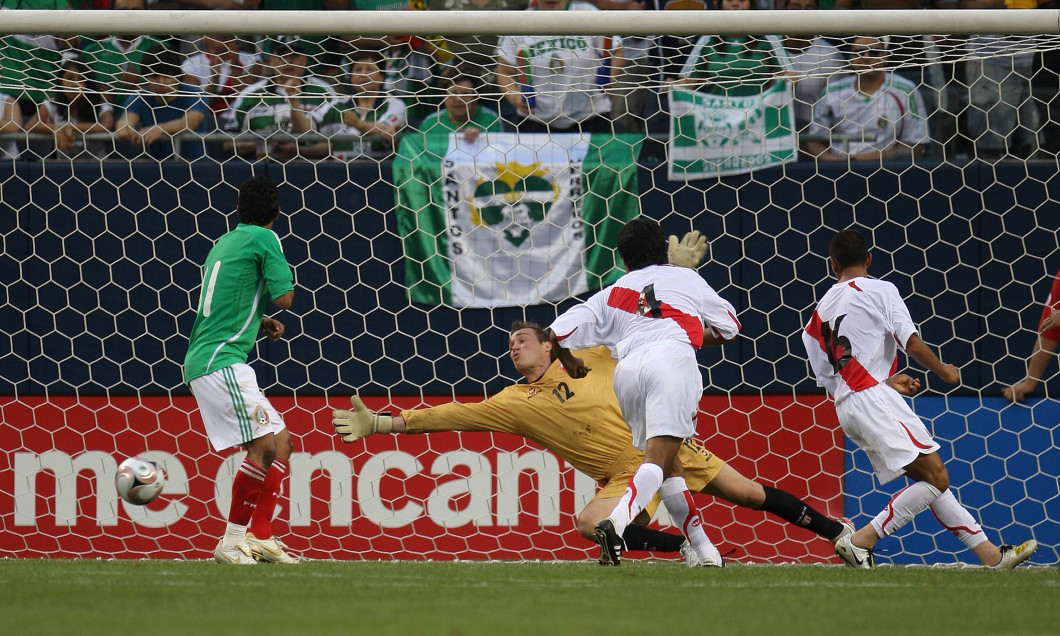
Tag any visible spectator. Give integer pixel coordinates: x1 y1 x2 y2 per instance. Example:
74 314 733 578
676 0 786 98
181 35 258 122
221 40 338 160
427 0 530 83
804 36 930 161
495 0 625 132
417 71 503 143
44 56 116 159
781 0 846 132
80 0 166 107
307 50 407 160
115 46 209 160
961 1 1043 159
592 0 656 133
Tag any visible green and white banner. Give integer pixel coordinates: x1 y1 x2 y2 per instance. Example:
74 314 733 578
668 83 796 180
394 132 642 308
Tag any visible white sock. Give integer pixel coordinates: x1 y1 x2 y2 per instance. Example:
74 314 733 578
929 488 988 549
610 463 664 537
659 477 719 563
871 481 942 537
222 522 248 548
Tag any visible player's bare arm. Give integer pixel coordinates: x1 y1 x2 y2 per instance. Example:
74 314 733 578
886 373 921 396
905 333 960 385
548 331 590 379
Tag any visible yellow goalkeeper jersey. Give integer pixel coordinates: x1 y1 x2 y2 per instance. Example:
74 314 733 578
402 346 633 483
402 346 724 494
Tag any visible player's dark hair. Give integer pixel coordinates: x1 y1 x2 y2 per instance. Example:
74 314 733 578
237 175 280 226
510 320 548 342
829 229 870 270
617 217 667 272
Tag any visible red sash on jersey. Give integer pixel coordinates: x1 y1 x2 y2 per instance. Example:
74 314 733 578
805 310 878 392
607 286 705 348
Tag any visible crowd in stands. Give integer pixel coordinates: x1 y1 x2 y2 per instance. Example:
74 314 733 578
0 0 1057 162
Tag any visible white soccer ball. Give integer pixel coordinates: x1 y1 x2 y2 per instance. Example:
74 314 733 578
115 456 166 506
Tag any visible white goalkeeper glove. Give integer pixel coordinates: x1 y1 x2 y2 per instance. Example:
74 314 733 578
332 396 393 443
668 230 707 269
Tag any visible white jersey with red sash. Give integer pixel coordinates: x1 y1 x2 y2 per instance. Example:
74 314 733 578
550 264 741 360
803 276 918 406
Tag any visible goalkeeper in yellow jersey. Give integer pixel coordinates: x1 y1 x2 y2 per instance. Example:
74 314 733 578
333 233 851 563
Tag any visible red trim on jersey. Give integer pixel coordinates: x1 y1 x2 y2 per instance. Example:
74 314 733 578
898 421 935 450
929 507 984 538
805 310 880 392
1040 270 1060 342
848 280 863 292
554 326 577 342
607 286 705 348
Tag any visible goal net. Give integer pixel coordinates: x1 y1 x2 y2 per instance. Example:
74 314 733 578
0 8 1056 565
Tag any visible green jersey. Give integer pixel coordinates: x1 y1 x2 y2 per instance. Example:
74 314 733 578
183 223 294 383
221 76 337 134
416 106 502 136
81 36 165 105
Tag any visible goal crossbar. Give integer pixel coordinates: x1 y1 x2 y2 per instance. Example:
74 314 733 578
1 9 1058 38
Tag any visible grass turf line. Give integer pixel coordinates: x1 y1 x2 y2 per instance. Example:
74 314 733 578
1 559 1056 635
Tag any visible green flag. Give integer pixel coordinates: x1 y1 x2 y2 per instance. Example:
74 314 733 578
394 131 644 308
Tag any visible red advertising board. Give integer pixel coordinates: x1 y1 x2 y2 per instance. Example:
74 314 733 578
0 394 843 562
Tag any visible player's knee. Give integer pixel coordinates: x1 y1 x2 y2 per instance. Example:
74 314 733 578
929 467 950 493
575 513 597 540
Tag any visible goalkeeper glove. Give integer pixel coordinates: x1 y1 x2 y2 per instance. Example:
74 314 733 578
332 396 393 443
667 230 707 269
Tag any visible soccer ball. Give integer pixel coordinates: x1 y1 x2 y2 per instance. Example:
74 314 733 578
115 456 166 506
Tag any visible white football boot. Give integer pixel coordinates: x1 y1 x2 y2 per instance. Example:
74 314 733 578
834 533 874 569
246 533 301 564
986 539 1038 571
213 540 256 565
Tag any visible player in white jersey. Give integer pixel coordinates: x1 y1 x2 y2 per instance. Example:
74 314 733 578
802 228 1037 570
549 217 742 566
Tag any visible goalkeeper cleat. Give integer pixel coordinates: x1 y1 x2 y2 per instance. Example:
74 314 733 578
834 534 874 569
987 539 1038 571
680 540 724 567
246 532 301 564
831 520 855 545
594 518 624 566
213 540 256 565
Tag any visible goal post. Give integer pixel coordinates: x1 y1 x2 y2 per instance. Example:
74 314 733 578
0 9 1056 565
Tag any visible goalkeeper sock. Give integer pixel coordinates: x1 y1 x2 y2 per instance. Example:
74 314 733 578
249 457 288 540
622 524 686 553
659 477 719 562
610 463 664 537
228 458 267 528
929 488 987 549
757 485 845 541
871 481 942 538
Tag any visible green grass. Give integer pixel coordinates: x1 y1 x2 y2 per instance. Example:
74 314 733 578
2 559 1057 635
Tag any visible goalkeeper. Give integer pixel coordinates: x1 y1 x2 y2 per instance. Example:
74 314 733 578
333 232 851 563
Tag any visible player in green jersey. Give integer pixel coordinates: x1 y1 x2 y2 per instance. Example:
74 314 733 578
184 175 298 564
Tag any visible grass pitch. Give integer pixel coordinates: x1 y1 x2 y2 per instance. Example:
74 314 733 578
2 559 1057 635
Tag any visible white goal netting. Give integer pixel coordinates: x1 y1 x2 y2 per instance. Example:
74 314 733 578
0 8 1056 565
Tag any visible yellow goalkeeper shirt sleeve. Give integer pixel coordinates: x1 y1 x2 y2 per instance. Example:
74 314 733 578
401 346 639 483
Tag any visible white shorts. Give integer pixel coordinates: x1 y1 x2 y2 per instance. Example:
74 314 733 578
836 383 940 485
188 363 286 452
613 340 702 450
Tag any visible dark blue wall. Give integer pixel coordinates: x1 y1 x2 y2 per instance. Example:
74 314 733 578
1 159 1058 398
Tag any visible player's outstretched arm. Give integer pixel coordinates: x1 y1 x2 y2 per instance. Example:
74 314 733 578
668 230 707 269
332 396 394 442
905 334 960 385
1004 334 1059 403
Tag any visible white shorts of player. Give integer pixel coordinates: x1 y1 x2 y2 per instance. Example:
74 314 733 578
189 363 286 453
836 382 941 485
613 339 702 450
